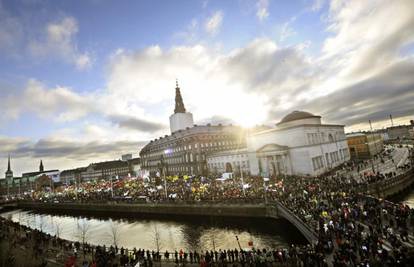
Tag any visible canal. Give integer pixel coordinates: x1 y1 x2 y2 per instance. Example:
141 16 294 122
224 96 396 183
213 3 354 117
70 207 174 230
0 209 307 251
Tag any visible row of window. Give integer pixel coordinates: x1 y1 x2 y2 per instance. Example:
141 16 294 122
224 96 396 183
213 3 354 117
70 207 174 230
312 156 324 171
207 161 249 169
312 148 350 171
142 141 241 159
307 131 346 145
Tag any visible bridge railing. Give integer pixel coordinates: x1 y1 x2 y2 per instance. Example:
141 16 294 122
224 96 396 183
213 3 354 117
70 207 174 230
270 201 318 244
366 168 413 194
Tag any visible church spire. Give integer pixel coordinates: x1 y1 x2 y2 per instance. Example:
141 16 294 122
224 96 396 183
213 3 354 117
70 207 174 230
7 155 11 172
5 155 13 179
39 159 44 172
174 79 187 113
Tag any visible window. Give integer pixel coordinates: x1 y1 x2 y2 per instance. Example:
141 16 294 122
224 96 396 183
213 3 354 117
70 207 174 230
312 156 324 171
307 133 312 144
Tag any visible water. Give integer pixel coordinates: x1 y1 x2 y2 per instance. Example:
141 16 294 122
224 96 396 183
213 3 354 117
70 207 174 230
0 209 306 251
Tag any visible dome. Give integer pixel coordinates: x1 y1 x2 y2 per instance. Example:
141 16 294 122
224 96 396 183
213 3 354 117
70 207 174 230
278 111 321 125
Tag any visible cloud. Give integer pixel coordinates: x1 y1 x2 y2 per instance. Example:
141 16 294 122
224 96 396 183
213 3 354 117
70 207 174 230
256 0 269 21
204 10 223 35
174 18 199 43
268 59 414 130
0 79 95 122
109 115 167 132
29 17 92 70
322 0 414 80
278 17 297 42
310 0 325 11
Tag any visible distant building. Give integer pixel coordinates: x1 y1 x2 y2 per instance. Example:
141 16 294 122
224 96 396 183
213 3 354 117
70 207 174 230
139 81 245 176
127 157 141 177
60 167 86 185
80 160 130 182
247 111 350 177
0 157 49 196
22 160 60 182
346 132 383 160
121 154 133 161
206 148 250 176
387 124 414 140
60 157 140 184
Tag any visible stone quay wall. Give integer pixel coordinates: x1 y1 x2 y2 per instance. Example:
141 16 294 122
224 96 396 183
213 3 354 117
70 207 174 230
17 201 270 219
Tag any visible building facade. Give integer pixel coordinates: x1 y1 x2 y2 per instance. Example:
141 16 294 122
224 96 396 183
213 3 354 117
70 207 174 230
247 111 350 177
60 157 140 185
387 124 414 140
0 158 54 197
347 132 383 160
206 148 250 176
140 82 245 176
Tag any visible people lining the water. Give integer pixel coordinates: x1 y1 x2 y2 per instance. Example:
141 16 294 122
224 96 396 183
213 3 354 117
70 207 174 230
1 144 414 266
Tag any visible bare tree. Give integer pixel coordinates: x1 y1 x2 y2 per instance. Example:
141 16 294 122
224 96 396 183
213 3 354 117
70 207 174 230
152 224 162 264
38 216 45 232
76 218 91 259
108 221 120 248
55 222 62 239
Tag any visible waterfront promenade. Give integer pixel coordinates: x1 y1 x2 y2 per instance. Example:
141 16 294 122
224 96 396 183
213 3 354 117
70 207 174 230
1 145 414 266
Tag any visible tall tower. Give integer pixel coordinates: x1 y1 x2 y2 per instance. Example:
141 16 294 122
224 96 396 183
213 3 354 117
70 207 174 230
169 80 194 133
5 155 13 180
39 160 44 172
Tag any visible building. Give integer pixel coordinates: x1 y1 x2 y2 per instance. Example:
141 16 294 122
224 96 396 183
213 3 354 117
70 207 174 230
247 111 350 177
122 154 133 161
60 157 140 184
139 81 245 176
387 124 414 140
0 157 42 197
60 167 87 185
206 148 250 176
346 132 383 160
80 160 130 182
22 160 60 182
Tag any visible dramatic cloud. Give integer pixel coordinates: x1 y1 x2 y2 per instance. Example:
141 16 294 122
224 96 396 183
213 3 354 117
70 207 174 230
109 115 167 132
322 0 414 80
29 17 92 70
256 0 269 21
204 11 223 35
1 0 414 174
0 79 95 122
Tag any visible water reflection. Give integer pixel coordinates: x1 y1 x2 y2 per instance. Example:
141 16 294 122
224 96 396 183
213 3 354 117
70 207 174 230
1 209 306 251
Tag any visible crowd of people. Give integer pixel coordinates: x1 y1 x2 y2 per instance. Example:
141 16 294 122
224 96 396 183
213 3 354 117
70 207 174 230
1 145 414 266
0 216 330 266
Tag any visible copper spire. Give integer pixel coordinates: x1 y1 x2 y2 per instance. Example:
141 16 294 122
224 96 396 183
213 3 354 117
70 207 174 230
39 159 44 172
7 155 11 172
174 79 186 113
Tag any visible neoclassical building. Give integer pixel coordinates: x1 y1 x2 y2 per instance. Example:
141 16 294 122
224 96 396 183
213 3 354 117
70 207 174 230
139 82 245 176
247 111 350 177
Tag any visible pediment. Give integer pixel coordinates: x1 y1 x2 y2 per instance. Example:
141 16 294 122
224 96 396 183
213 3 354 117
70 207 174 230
257 143 289 153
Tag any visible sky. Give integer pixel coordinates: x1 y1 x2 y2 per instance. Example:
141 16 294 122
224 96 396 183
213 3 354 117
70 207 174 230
0 0 413 176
